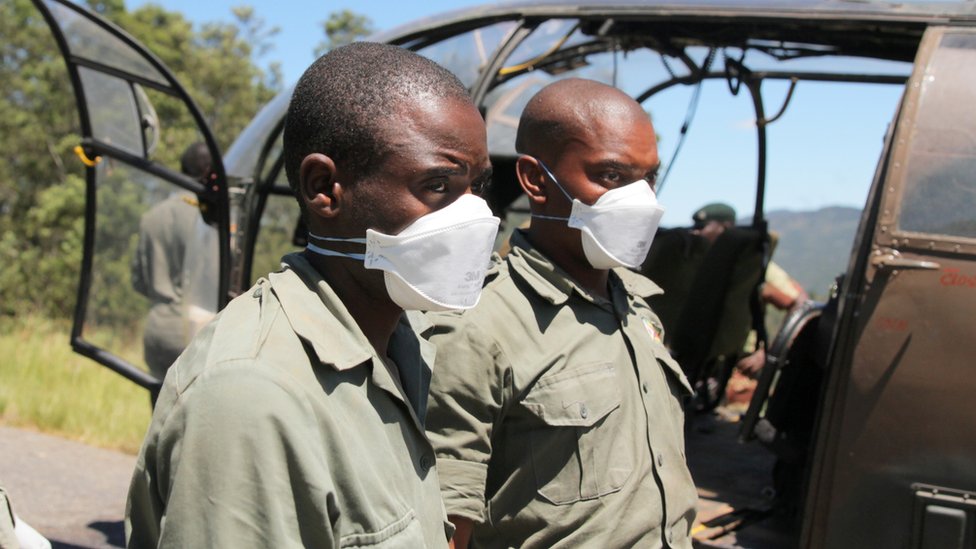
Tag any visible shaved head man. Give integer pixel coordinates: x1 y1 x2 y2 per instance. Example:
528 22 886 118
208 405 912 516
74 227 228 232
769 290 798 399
126 43 498 548
426 78 698 549
514 78 662 297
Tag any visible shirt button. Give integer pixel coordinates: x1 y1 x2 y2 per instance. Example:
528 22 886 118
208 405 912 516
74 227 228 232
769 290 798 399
668 530 675 544
657 453 664 467
642 382 649 394
580 403 589 419
420 455 433 472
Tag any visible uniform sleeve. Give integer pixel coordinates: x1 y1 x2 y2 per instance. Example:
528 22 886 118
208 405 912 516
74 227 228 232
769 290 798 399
425 312 508 523
126 366 338 548
763 261 806 310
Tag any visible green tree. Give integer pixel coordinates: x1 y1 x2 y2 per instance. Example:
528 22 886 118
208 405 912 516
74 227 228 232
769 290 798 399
94 2 281 154
314 9 374 57
0 0 282 322
0 0 84 317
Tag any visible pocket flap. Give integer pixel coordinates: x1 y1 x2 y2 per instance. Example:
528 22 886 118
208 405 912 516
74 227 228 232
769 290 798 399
522 363 620 427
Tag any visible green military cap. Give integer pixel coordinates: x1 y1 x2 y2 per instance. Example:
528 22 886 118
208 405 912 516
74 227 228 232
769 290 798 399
692 202 737 228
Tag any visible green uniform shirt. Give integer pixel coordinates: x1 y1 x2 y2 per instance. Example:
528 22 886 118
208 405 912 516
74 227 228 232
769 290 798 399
126 253 450 548
131 192 218 378
426 230 698 549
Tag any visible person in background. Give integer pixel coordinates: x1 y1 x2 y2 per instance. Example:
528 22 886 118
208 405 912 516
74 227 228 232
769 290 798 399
125 42 498 548
426 78 697 549
131 141 218 404
689 203 809 380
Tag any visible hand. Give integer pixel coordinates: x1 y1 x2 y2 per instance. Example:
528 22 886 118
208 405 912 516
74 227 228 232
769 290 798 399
449 515 474 549
736 348 766 378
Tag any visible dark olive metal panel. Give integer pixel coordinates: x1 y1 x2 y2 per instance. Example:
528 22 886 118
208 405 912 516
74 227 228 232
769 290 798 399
911 484 976 549
804 26 976 548
374 0 976 50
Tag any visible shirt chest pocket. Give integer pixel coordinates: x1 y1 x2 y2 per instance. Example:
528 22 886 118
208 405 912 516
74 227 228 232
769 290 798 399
520 362 635 505
338 510 428 548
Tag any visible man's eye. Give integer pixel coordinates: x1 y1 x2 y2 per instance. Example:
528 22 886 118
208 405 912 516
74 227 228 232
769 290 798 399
470 177 491 197
644 171 659 190
425 180 449 193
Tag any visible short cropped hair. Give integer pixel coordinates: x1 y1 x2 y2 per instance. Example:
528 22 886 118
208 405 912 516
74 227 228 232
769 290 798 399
180 141 211 180
283 42 470 204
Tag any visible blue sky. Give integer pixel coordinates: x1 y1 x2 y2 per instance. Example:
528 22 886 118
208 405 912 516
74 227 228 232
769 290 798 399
127 0 489 84
127 0 906 226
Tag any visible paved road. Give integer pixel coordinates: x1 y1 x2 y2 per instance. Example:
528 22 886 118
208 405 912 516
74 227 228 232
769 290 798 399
0 413 785 548
0 426 134 548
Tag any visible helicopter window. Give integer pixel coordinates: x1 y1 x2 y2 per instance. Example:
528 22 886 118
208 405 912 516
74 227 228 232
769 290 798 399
482 28 905 234
898 33 976 240
501 18 589 74
43 0 168 86
414 21 518 88
483 47 662 157
78 67 145 158
224 89 292 180
81 158 218 373
249 192 302 285
260 130 285 189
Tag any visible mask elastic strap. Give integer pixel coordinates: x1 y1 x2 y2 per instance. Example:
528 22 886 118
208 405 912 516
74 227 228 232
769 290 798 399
306 243 366 261
537 160 573 202
533 160 574 224
531 213 569 222
307 231 367 245
306 232 367 261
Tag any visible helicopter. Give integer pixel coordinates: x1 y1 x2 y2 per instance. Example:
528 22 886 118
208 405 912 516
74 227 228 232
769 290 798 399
32 0 976 546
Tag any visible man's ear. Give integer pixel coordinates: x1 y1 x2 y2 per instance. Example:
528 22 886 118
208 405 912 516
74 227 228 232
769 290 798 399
300 153 343 218
515 155 548 206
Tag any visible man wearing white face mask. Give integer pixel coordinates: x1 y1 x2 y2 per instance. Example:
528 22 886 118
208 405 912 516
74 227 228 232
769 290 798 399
126 43 497 548
426 78 697 549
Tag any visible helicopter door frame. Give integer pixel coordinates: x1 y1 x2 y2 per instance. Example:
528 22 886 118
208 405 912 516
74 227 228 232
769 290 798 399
32 0 231 388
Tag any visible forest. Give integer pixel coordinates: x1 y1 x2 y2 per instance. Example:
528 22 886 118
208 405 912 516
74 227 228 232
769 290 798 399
0 0 368 325
0 0 370 449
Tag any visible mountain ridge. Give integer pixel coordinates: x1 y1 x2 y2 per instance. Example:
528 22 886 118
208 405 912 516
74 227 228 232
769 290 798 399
760 206 862 299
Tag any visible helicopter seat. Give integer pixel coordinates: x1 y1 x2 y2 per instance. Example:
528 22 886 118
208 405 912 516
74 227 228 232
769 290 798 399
646 226 766 408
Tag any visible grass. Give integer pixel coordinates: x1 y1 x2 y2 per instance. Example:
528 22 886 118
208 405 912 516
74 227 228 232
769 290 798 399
0 314 152 454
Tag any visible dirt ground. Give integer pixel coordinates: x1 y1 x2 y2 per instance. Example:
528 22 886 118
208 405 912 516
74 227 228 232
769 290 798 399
0 426 133 548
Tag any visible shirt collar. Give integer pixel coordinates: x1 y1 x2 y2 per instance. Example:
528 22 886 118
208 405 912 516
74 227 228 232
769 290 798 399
506 230 576 305
269 253 436 422
270 253 437 373
614 265 664 299
506 229 663 305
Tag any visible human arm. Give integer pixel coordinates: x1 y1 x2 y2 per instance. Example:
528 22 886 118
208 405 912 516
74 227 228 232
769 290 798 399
448 515 474 549
426 313 508 532
762 262 809 311
762 282 807 311
736 347 767 378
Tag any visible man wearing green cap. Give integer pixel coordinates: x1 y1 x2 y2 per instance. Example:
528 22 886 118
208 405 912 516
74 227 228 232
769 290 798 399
690 202 809 378
691 202 737 245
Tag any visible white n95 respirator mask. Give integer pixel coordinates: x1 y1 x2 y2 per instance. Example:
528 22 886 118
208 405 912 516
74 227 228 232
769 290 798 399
533 160 665 269
306 193 500 311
